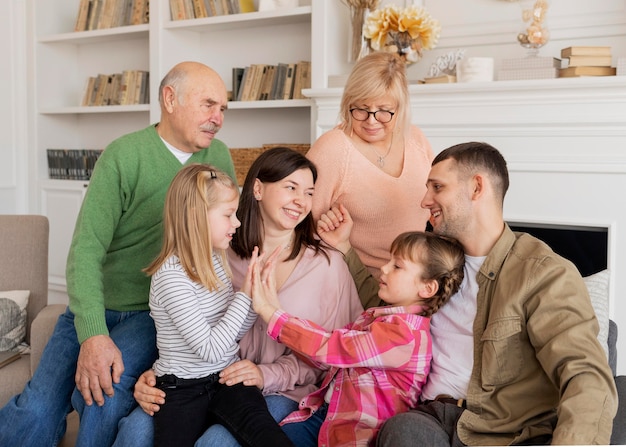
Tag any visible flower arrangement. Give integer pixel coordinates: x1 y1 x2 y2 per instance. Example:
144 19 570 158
363 4 441 64
516 0 549 53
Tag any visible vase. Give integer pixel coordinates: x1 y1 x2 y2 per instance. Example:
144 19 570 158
348 7 370 63
517 0 549 57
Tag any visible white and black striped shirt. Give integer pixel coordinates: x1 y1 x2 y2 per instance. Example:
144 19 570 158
150 254 257 379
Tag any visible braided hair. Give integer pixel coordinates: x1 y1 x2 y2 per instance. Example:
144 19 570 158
390 232 465 317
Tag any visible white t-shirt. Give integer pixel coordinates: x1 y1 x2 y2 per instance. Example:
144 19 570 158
161 137 193 164
421 254 485 400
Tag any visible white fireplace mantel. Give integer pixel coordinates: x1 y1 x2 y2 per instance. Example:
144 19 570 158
305 76 626 373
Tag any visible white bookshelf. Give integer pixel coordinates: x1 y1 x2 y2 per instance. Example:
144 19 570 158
29 0 320 299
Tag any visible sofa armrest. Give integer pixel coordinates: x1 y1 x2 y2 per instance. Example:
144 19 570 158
611 375 626 445
30 304 66 374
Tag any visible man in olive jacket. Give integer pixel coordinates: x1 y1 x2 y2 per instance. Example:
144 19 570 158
372 142 617 445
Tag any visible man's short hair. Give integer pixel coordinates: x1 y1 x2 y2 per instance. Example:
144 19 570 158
433 142 510 203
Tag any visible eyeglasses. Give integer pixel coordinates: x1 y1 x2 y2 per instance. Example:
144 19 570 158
349 108 395 124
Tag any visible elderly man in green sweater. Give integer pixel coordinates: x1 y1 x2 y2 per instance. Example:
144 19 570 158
0 61 236 447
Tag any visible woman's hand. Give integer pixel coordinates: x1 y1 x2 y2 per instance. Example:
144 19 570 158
218 359 265 390
249 246 281 322
133 369 165 416
317 203 354 255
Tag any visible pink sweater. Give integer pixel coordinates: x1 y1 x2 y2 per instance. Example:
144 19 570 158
307 126 434 278
228 247 364 402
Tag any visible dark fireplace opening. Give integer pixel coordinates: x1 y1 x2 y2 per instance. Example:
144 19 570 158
508 222 608 278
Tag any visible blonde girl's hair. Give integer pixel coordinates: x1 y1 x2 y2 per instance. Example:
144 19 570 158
339 51 411 138
390 232 465 317
144 164 239 291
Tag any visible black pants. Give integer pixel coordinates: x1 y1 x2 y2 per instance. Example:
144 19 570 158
153 373 294 447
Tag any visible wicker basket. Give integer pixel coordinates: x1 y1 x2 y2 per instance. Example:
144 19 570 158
229 144 310 185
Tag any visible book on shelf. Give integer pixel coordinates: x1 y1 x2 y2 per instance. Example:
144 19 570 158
561 46 611 58
75 0 149 30
130 0 150 25
192 0 208 18
239 0 254 13
235 67 250 101
232 67 245 102
248 64 266 101
270 63 288 100
75 0 92 31
496 67 558 81
239 65 258 101
47 149 104 180
292 61 311 100
422 74 456 84
500 56 561 71
564 55 612 67
258 65 276 101
559 66 616 78
97 0 118 29
282 63 297 100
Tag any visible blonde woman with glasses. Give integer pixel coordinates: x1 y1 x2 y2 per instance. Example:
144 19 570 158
307 51 434 280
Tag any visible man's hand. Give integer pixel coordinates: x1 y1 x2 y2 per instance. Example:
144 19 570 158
134 369 165 416
316 203 354 255
75 335 124 406
219 359 265 390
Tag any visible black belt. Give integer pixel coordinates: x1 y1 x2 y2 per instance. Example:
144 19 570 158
156 373 220 389
423 394 467 408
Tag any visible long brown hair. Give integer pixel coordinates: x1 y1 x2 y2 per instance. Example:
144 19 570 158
144 164 239 290
391 231 465 317
230 147 328 262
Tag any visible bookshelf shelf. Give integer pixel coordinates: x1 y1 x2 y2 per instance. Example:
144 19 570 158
165 6 312 32
38 24 149 44
227 99 311 109
40 105 151 115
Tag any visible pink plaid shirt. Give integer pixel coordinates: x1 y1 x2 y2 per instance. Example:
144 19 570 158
267 305 432 447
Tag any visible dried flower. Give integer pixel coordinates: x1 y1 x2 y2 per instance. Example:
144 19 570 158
363 4 441 64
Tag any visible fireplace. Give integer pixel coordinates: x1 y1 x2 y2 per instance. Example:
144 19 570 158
304 76 626 373
508 222 608 278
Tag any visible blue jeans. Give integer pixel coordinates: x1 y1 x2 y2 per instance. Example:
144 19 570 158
0 307 157 447
280 402 327 447
114 393 299 447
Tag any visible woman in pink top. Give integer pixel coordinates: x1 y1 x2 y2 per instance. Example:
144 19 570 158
307 52 434 279
124 147 363 447
250 231 465 447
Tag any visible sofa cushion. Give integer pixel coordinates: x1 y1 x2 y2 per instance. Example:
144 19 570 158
0 290 30 352
583 270 609 358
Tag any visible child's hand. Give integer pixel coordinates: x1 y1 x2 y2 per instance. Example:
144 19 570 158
316 203 353 255
240 246 259 297
250 246 281 322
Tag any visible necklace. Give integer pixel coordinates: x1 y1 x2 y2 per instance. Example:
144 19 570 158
367 133 394 168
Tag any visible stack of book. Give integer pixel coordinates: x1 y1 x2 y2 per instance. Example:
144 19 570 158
75 0 149 31
559 46 616 78
496 56 560 81
81 70 149 106
231 61 311 102
47 149 104 180
169 0 254 20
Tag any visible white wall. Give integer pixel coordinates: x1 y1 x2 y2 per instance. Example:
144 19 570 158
0 0 29 213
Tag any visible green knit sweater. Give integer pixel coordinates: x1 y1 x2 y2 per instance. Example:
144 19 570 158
65 124 236 343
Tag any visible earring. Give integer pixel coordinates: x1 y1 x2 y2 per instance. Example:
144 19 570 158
255 194 261 200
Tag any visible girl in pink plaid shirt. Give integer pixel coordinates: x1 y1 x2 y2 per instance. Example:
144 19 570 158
250 231 465 447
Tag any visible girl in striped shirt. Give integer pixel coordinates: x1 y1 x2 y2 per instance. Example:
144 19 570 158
249 231 465 447
144 164 293 447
